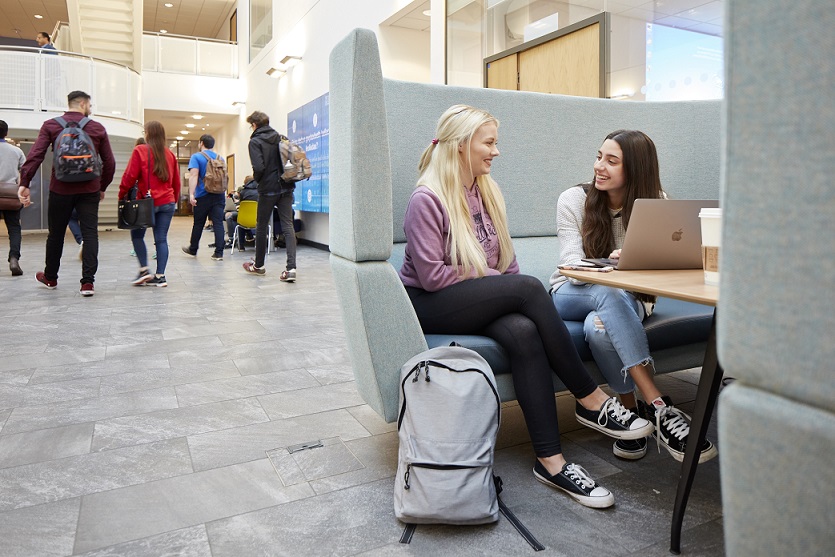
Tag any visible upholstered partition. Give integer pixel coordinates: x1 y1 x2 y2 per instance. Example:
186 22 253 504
330 28 722 424
717 1 835 555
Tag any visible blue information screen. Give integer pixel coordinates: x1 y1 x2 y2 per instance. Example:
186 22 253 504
287 92 329 213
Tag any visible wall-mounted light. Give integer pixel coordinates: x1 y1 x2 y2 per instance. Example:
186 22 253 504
266 67 286 79
280 55 302 67
231 101 246 106
610 90 636 100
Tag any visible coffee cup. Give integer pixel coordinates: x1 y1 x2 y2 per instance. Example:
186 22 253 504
699 208 722 285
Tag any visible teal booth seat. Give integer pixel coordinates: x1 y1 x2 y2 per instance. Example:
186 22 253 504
329 28 721 424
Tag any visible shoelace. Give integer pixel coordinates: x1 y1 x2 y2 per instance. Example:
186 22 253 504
654 405 691 453
597 397 633 427
564 463 596 490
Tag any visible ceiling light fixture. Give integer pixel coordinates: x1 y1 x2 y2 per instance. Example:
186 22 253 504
280 55 302 66
422 10 432 17
179 130 188 134
266 67 286 78
191 114 204 120
34 14 43 19
185 123 195 128
164 2 174 7
176 136 183 140
160 29 168 34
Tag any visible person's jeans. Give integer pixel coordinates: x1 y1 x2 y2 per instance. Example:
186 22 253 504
275 191 296 270
188 193 225 257
253 193 278 268
68 209 82 244
45 191 99 284
131 202 175 275
1 209 22 261
552 282 652 394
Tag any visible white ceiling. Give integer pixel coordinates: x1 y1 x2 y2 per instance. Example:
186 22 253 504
0 0 236 44
143 109 240 145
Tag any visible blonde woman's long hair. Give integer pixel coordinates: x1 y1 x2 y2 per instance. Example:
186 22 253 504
417 105 514 278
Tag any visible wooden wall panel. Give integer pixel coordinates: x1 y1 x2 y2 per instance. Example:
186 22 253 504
519 22 600 97
486 54 518 91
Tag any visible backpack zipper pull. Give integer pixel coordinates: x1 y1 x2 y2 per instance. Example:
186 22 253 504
404 464 411 490
412 362 421 383
424 364 430 382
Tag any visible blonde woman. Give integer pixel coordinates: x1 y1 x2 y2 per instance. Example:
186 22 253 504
398 105 653 509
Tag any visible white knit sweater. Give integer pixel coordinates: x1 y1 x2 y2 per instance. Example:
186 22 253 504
549 185 625 290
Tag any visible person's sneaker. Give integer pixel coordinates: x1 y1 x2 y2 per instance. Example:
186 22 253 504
533 461 614 509
132 269 153 286
242 261 265 275
36 271 57 289
645 397 718 463
80 283 94 297
223 240 233 249
208 242 216 248
280 268 296 282
575 396 654 440
9 257 23 276
181 246 196 257
613 437 648 460
129 249 136 257
152 252 157 260
211 254 223 261
145 275 167 287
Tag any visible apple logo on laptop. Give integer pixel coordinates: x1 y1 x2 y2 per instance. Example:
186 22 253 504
672 228 683 241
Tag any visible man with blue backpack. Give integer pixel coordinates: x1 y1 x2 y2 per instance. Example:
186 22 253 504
19 90 115 297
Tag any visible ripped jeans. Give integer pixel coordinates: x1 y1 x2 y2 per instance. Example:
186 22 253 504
552 281 652 394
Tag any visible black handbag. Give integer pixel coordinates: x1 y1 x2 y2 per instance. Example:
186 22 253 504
118 148 155 230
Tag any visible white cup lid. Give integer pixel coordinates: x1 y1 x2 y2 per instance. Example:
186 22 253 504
699 208 722 217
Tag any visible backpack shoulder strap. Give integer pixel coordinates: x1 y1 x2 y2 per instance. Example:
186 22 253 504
53 117 68 128
77 117 90 129
200 151 210 161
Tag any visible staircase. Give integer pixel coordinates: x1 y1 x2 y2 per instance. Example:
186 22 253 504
67 0 142 70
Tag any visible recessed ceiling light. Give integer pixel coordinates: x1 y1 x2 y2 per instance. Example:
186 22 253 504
176 136 183 140
164 2 174 7
34 14 43 19
179 130 188 134
192 114 203 120
160 29 168 34
185 123 195 128
422 10 431 17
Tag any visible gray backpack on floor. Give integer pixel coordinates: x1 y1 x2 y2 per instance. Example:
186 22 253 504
394 345 501 525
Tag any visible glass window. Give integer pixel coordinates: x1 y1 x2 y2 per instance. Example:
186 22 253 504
250 0 273 61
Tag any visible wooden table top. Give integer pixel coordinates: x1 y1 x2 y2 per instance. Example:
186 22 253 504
557 269 718 307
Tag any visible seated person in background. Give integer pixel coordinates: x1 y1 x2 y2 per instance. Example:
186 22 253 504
224 176 259 249
550 129 717 464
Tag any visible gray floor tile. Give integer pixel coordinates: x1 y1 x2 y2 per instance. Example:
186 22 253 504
174 369 319 407
269 436 365 487
631 517 725 556
305 362 355 386
346 404 397 435
162 319 267 341
187 408 371 472
0 346 106 374
27 353 171 385
0 498 80 557
0 377 101 409
234 346 351 376
2 386 178 435
105 334 224 360
308 431 399 496
258 381 365 420
0 422 94 469
98 360 241 396
0 368 34 386
0 438 192 512
0 408 11 432
91 397 270 452
74 458 313 553
73 525 213 557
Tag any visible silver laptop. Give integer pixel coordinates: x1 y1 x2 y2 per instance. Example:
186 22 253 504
583 199 719 270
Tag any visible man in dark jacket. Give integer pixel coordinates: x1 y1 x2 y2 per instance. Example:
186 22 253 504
242 111 297 281
19 90 116 296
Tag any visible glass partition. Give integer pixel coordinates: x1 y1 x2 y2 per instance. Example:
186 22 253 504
250 0 273 62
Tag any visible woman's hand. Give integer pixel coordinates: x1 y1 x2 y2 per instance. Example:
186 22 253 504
608 249 622 260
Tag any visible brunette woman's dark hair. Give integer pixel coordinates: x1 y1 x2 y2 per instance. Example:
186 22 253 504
144 121 169 182
581 129 663 258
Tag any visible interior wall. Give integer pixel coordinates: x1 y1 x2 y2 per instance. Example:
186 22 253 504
229 0 431 246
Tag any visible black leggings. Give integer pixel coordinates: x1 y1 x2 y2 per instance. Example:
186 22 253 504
407 274 598 457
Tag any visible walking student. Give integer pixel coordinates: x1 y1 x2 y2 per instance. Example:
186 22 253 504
399 105 653 509
182 134 225 261
242 111 297 281
19 90 116 296
0 119 27 276
119 121 180 287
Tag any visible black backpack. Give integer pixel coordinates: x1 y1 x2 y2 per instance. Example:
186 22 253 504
52 117 102 182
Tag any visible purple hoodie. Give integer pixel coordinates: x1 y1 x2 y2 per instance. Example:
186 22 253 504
399 185 519 292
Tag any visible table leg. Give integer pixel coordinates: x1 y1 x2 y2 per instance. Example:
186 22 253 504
670 310 724 554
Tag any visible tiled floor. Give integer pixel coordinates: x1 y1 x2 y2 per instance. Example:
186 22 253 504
0 218 724 556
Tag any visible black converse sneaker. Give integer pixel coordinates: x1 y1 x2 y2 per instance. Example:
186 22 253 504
643 397 718 463
533 461 614 508
575 397 655 440
613 437 648 460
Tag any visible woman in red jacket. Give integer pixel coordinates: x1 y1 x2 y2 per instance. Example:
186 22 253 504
119 121 180 287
